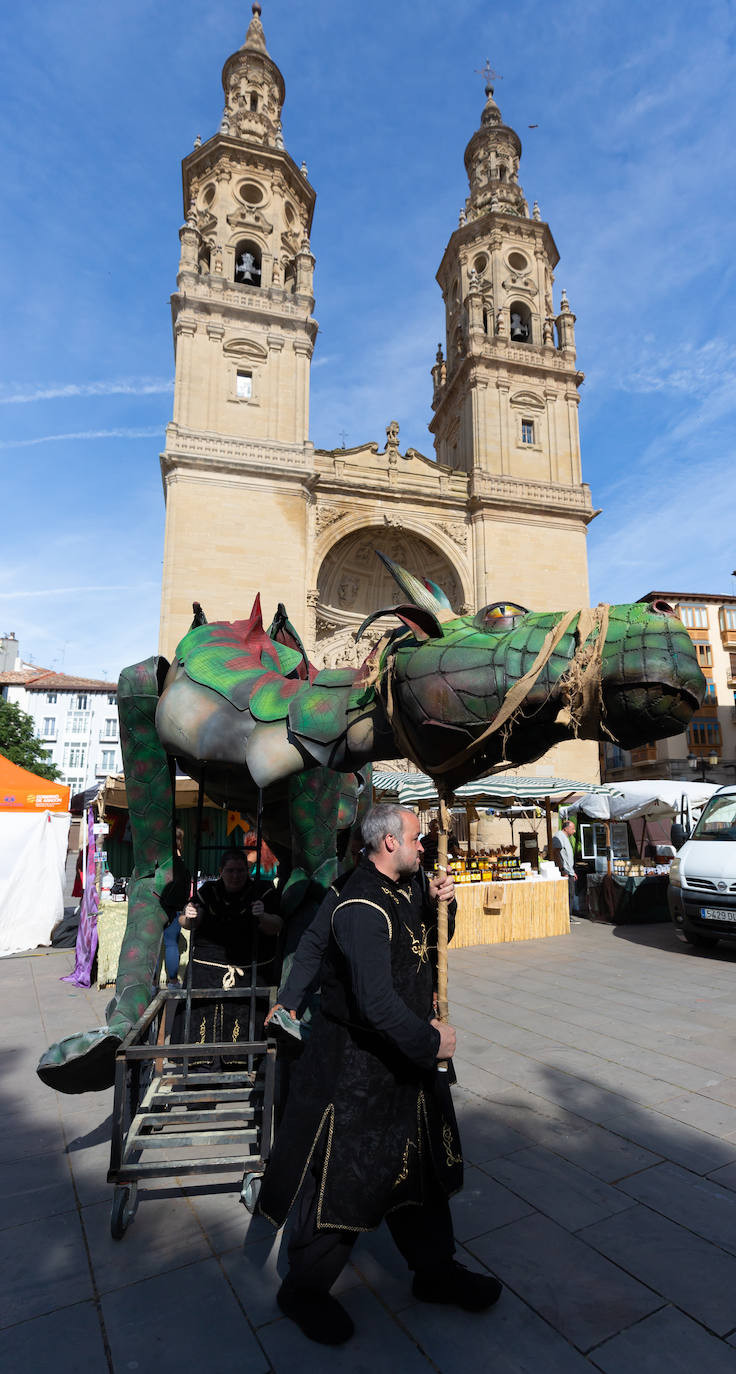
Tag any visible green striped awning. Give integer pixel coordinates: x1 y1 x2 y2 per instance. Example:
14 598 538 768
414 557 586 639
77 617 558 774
371 771 617 807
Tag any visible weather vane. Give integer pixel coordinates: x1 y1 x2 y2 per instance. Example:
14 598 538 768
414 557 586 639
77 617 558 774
475 60 502 87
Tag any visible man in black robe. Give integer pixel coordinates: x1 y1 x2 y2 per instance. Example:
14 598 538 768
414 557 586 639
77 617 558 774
258 804 502 1344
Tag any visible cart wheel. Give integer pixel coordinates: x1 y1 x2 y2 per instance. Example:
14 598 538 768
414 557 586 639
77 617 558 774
240 1172 262 1214
110 1184 137 1239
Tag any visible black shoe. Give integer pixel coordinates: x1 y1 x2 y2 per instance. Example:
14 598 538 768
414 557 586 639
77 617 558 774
277 1282 354 1345
412 1259 503 1312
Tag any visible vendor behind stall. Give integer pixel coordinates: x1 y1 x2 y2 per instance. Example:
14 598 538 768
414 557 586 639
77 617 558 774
552 818 577 914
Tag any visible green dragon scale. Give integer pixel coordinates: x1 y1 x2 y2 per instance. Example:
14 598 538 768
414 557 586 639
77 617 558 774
37 557 704 1093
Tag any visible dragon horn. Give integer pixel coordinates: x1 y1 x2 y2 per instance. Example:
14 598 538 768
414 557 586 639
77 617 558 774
376 552 448 613
420 575 453 610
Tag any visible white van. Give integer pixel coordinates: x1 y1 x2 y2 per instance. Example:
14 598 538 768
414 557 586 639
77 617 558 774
668 784 736 948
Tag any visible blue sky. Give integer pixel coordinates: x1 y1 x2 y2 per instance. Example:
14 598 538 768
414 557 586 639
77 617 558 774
2 0 735 679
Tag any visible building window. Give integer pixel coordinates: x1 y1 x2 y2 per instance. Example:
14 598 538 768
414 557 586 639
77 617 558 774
236 370 253 399
100 749 116 771
234 239 262 286
720 607 736 632
729 652 736 677
42 717 55 736
70 711 89 735
107 693 116 706
688 718 722 749
103 718 117 738
694 641 712 667
250 92 259 112
77 693 88 710
46 692 57 704
704 680 717 698
521 419 535 445
65 744 86 769
679 605 708 629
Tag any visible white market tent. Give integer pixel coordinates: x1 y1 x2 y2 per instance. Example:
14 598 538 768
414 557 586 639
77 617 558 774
567 779 718 823
0 756 71 958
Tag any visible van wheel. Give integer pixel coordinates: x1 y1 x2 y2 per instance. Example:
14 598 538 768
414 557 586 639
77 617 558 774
684 931 719 949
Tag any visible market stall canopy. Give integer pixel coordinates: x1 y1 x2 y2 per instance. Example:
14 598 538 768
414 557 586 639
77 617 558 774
371 771 617 807
0 754 70 812
100 771 221 811
568 779 717 823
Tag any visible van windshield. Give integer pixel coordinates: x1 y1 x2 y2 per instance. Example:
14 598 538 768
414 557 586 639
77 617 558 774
691 794 736 841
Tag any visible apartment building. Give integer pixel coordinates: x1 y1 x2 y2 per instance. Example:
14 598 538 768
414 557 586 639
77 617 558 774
602 591 736 785
0 634 122 793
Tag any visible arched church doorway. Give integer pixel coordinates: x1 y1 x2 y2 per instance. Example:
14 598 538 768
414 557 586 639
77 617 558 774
315 526 463 668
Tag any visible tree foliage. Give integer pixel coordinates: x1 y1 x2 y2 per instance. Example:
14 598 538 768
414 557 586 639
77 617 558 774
0 699 62 781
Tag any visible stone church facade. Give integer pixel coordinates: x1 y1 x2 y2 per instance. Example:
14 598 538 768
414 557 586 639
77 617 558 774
159 6 599 780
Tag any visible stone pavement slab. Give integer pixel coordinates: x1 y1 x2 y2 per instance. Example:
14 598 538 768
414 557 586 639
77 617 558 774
0 1301 110 1374
589 1305 736 1373
486 1145 636 1232
464 1211 662 1351
618 1159 736 1255
101 1256 270 1374
0 1209 93 1328
579 1202 736 1335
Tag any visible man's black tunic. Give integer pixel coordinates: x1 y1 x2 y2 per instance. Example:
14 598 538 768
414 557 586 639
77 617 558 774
258 855 463 1232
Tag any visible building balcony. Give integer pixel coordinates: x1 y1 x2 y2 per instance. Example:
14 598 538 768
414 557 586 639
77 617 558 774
99 732 118 743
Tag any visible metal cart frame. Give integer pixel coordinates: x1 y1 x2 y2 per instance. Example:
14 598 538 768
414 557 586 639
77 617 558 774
107 979 276 1238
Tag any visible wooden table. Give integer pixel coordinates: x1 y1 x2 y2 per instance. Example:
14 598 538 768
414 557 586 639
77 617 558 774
452 877 570 947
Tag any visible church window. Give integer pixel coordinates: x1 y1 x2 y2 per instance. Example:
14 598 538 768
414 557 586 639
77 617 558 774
240 181 264 205
284 202 295 225
234 240 262 286
198 244 211 274
201 184 215 208
521 419 534 445
284 260 296 293
508 251 528 272
483 308 491 335
509 300 532 343
498 164 507 181
236 370 253 399
474 254 488 275
250 92 259 112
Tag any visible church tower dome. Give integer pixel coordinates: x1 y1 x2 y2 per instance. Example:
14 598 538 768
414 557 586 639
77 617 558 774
463 80 528 221
220 3 286 147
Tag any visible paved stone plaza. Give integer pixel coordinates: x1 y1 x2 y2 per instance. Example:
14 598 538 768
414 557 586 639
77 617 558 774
3 921 736 1372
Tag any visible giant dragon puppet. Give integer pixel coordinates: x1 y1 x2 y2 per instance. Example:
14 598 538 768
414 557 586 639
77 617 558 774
38 556 705 1093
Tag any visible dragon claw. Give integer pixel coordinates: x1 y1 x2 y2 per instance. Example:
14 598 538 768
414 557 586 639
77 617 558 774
36 1028 122 1095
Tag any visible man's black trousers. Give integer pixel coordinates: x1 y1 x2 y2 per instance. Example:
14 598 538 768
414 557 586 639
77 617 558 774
282 1157 455 1297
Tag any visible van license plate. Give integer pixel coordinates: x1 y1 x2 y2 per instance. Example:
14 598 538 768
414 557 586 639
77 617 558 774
700 908 736 922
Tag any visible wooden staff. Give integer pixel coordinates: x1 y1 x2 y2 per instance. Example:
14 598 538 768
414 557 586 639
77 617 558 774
436 789 452 1025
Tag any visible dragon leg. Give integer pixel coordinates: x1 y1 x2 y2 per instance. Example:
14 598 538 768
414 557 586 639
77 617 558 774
37 658 178 1094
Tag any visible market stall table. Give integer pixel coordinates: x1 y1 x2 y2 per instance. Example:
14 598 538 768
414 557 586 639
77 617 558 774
586 871 670 925
96 901 191 987
452 875 569 947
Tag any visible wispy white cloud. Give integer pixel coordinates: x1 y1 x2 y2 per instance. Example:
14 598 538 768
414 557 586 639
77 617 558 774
0 584 159 599
0 377 173 405
0 427 163 449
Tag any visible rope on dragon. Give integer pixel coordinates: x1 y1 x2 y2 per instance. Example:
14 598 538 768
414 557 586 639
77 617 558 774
382 604 612 780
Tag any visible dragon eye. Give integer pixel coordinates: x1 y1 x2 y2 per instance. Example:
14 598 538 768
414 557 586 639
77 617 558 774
476 601 528 631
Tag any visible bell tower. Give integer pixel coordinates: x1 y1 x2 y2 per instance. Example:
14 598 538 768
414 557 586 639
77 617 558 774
429 77 595 616
159 4 318 656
